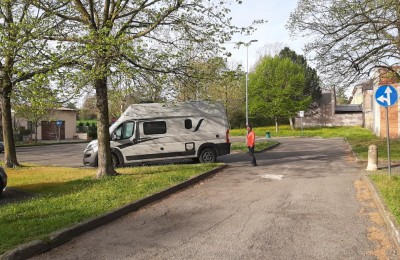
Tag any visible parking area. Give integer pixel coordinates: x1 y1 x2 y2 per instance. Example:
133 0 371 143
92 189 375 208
15 142 89 168
31 137 398 259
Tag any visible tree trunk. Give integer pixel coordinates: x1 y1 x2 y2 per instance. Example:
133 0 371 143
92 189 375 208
289 117 294 130
95 75 118 178
275 117 279 133
34 124 38 143
1 76 20 168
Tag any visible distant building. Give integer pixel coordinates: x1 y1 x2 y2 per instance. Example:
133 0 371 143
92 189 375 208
350 80 374 129
295 88 363 128
371 67 400 138
297 67 400 138
14 107 77 141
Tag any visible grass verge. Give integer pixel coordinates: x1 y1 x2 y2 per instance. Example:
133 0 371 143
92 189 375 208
0 163 220 254
370 173 400 226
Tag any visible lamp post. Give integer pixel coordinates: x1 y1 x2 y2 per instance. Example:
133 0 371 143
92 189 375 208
243 40 258 126
226 39 258 126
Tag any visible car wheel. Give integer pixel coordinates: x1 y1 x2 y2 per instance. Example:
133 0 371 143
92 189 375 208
111 153 119 168
199 148 216 163
0 180 3 197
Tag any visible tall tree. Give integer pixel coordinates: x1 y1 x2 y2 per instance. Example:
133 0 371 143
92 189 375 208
248 56 311 132
108 72 169 120
278 47 321 128
37 0 261 178
279 47 321 101
175 57 246 128
0 1 69 167
288 0 400 87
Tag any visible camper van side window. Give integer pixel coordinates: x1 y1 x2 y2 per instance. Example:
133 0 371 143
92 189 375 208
185 119 192 129
143 121 166 135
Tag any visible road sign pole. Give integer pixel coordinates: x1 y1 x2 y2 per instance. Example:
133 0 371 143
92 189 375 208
375 85 398 176
386 107 391 176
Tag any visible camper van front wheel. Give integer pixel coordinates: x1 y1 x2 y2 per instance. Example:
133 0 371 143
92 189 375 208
199 148 217 163
111 154 119 168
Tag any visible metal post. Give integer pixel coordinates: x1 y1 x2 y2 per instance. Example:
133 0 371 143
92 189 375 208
301 117 303 135
386 107 391 175
232 39 256 127
246 46 249 126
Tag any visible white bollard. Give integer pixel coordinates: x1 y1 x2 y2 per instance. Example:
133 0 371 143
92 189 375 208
366 144 378 171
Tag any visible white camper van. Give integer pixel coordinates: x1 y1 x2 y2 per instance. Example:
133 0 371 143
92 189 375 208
83 101 231 167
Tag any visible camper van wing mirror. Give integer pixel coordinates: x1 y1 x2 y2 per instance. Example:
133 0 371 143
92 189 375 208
130 136 138 144
111 132 117 141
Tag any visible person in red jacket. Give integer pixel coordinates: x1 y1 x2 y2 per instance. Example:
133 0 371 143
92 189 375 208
246 125 257 166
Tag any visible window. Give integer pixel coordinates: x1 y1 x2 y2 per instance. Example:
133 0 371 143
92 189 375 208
113 122 135 140
122 122 135 139
185 119 192 129
143 121 166 135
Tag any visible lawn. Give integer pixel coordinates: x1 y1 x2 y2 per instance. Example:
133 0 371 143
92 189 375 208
0 163 220 254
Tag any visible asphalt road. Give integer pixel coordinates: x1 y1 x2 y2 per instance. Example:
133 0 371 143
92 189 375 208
15 142 88 167
31 137 398 259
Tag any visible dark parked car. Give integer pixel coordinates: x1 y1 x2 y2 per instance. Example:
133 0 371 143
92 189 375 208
0 167 7 197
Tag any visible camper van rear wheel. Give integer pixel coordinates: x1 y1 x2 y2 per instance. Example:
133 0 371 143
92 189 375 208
111 154 119 168
199 148 216 163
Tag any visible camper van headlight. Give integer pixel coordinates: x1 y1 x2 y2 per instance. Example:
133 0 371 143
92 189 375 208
85 141 98 152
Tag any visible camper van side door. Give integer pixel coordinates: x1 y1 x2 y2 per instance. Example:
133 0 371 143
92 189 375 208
136 120 171 161
110 121 141 163
137 118 196 161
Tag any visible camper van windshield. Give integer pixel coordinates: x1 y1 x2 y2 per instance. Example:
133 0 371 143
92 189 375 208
113 121 135 140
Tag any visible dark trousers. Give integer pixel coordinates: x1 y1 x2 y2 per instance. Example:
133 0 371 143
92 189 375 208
248 146 257 166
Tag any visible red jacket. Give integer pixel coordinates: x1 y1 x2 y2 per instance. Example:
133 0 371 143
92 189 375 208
247 131 255 147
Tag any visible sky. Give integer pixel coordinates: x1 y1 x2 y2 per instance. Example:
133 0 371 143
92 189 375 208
224 0 308 70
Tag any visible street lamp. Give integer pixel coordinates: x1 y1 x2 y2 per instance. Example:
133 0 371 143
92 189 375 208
236 40 258 126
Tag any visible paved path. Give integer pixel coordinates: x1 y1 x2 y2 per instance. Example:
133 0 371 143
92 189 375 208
33 137 397 259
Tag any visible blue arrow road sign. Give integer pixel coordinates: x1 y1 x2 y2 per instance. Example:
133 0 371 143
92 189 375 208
375 85 398 107
56 120 62 126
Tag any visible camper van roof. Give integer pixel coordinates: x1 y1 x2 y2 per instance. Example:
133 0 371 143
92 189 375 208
122 101 223 120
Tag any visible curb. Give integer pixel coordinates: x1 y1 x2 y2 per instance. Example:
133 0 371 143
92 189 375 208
363 175 400 250
15 140 89 148
0 165 228 260
256 141 280 153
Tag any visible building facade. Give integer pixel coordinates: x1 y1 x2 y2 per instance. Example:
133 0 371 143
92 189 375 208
16 108 77 141
371 68 400 138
